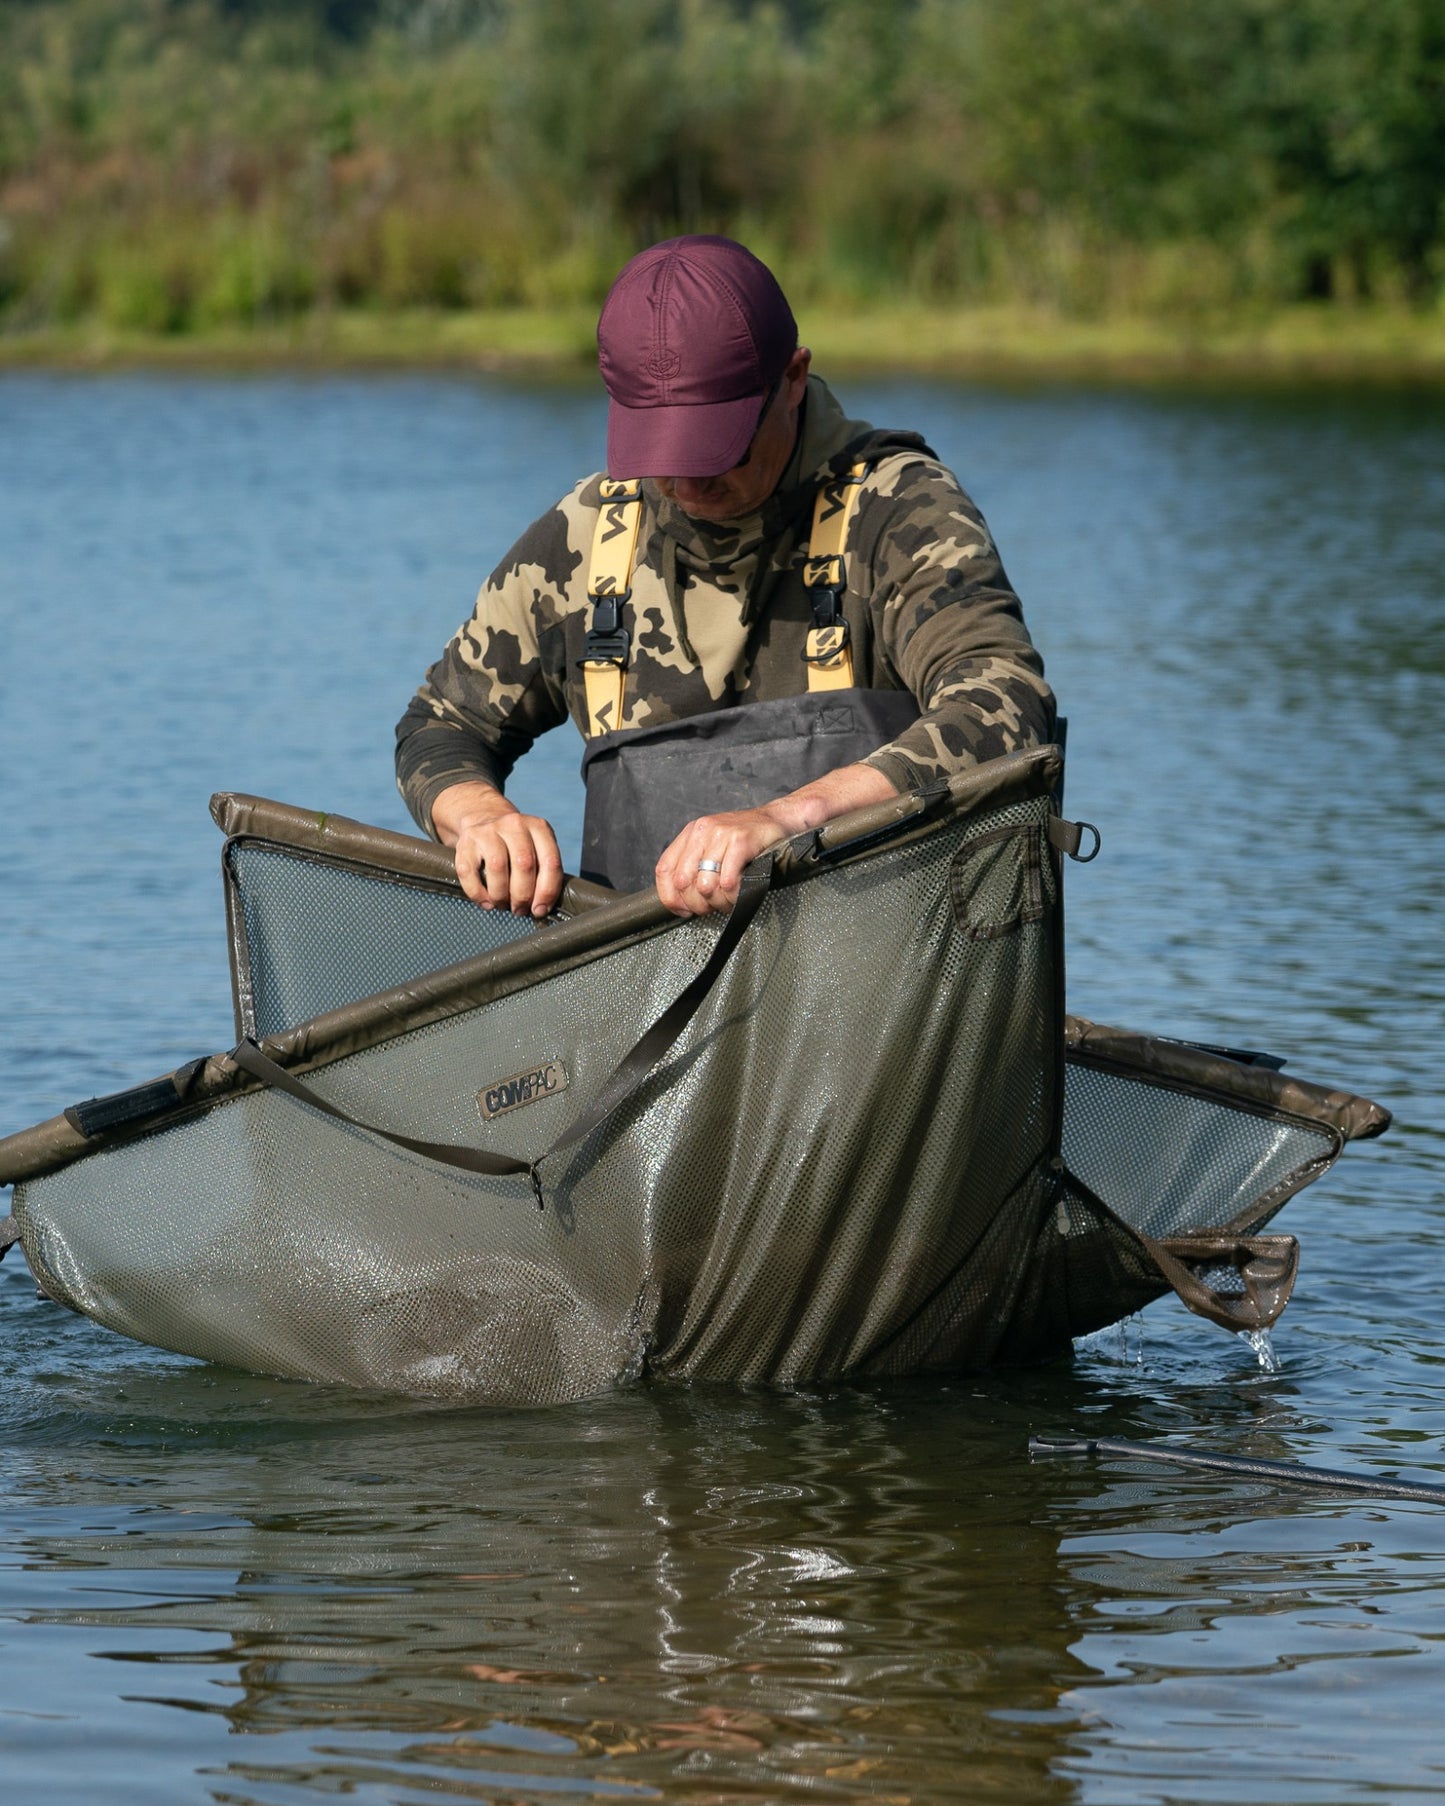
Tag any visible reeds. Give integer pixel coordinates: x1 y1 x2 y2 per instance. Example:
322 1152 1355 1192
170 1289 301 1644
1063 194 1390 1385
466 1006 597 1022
2 0 1441 341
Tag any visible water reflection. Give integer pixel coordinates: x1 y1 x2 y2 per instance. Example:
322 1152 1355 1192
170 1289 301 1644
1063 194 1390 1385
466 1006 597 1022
10 1321 1445 1804
5 1344 1091 1802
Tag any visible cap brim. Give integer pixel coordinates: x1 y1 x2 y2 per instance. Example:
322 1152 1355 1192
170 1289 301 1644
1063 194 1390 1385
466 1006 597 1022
606 391 767 479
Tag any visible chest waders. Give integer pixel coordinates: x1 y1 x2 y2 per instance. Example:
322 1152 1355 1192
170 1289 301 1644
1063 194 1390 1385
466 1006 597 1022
577 466 921 891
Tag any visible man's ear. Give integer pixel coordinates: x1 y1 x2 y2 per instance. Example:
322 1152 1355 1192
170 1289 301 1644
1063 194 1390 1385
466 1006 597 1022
785 346 812 405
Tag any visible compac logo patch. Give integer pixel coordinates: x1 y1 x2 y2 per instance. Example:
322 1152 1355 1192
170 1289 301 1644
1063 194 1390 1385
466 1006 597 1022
478 1059 569 1121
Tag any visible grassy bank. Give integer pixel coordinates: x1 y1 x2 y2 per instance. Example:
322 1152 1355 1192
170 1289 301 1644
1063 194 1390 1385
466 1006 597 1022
4 1 1443 383
4 302 1444 386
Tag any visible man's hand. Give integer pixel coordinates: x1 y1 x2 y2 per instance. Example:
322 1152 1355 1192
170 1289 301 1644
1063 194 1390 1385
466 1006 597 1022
655 762 900 917
430 781 563 917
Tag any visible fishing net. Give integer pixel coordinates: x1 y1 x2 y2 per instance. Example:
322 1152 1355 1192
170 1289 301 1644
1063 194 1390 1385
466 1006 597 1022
0 750 1388 1402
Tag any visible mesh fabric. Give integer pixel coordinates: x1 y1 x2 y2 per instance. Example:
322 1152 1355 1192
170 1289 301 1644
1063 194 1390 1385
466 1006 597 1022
1061 1061 1331 1240
14 772 1362 1400
19 795 1072 1398
229 843 534 1039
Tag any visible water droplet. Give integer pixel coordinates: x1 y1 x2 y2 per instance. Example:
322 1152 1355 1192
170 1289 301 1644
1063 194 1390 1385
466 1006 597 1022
1241 1326 1281 1373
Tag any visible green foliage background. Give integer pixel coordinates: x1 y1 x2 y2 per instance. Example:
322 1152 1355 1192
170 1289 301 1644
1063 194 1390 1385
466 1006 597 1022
2 0 1442 339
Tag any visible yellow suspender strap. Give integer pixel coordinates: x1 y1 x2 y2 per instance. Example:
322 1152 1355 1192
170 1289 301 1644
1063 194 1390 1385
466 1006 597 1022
802 460 867 690
581 478 644 737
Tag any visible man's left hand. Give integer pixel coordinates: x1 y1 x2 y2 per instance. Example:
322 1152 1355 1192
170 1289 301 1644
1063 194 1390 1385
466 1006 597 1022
654 805 794 916
654 762 901 916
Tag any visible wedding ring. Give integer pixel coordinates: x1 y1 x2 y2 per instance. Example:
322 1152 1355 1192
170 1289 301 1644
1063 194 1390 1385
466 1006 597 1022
697 858 723 874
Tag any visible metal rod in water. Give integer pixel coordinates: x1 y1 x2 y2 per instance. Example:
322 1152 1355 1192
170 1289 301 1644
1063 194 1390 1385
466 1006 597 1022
1029 1434 1445 1505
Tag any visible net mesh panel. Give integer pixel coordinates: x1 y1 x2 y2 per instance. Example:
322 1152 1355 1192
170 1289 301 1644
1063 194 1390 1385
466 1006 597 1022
21 1095 652 1404
229 843 534 1039
1061 1061 1331 1240
1048 1064 1334 1341
19 796 1078 1400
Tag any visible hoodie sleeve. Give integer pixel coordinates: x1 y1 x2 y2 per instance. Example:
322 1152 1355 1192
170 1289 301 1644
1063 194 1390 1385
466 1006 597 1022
393 484 592 835
851 454 1056 792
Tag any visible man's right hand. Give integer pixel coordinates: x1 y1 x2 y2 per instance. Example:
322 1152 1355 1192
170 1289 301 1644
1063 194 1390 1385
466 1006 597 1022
429 781 563 918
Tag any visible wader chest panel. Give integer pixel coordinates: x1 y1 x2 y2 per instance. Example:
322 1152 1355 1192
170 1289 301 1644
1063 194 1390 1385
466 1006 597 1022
579 687 920 891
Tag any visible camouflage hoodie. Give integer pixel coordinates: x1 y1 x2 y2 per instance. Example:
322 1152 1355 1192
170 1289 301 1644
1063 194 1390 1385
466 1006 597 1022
396 377 1055 833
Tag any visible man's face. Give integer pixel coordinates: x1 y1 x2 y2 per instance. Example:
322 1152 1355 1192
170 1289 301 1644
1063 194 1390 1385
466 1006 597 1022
655 349 812 523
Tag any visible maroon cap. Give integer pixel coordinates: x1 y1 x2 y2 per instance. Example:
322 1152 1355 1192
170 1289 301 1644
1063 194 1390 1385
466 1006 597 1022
598 236 798 479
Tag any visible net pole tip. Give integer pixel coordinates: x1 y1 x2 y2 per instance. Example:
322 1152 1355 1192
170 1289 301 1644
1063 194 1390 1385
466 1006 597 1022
1029 1435 1096 1460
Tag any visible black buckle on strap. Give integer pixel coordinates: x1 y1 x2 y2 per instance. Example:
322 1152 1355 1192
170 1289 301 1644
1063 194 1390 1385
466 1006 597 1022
578 593 631 668
806 583 843 630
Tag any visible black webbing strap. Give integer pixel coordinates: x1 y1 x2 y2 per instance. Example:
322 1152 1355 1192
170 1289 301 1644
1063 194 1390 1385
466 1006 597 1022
230 1037 543 1192
229 852 777 1210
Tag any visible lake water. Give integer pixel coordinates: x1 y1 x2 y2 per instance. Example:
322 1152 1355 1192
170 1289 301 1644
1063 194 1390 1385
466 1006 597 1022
1 368 1442 1805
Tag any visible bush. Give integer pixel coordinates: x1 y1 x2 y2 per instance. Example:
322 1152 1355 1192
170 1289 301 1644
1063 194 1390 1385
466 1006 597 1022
1 0 1441 333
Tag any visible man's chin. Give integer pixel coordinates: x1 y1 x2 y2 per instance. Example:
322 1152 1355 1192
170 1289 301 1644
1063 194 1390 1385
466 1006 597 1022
657 479 746 522
680 503 740 522
673 493 748 523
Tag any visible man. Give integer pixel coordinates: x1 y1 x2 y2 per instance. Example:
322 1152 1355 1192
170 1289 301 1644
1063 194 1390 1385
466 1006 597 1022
396 235 1054 917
